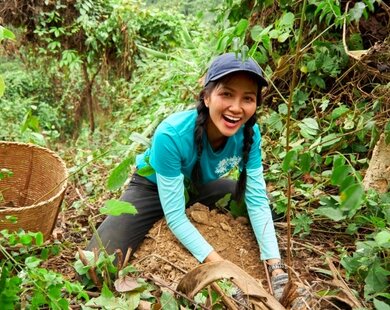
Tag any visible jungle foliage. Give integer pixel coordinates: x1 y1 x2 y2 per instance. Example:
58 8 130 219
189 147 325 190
0 0 389 309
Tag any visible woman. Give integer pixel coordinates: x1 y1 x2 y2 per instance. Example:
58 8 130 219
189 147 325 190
87 52 288 299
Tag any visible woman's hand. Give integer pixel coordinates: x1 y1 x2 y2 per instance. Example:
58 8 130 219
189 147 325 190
204 250 224 262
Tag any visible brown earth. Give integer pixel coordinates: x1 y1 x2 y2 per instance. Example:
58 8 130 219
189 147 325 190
131 203 266 283
44 183 366 309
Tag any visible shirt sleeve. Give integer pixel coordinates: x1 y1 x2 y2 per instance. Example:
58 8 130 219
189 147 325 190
156 172 214 262
245 166 281 260
149 123 182 177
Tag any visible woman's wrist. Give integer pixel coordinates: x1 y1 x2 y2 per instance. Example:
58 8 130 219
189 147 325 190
204 250 224 263
266 259 286 276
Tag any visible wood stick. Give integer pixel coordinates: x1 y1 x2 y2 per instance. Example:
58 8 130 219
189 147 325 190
77 247 101 289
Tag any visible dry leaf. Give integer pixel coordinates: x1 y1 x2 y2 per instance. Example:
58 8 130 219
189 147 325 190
114 275 140 293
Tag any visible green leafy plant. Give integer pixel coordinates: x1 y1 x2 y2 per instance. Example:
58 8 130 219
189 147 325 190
0 230 88 309
0 26 16 97
341 229 390 306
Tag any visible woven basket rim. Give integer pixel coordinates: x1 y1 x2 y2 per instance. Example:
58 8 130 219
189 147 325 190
0 141 68 213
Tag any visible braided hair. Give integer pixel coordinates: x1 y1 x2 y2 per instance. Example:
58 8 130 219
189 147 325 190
191 74 262 204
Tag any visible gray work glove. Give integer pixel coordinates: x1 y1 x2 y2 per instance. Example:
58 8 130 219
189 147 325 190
271 273 289 301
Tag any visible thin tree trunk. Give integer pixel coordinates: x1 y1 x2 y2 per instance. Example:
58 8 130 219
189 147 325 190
82 61 101 134
363 133 390 193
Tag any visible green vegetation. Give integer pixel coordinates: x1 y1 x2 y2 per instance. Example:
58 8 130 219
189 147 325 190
0 0 389 308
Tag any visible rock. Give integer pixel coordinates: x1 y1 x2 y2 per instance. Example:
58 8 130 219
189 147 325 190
220 222 231 231
190 210 210 225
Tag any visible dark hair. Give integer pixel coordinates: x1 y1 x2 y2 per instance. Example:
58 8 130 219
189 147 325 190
191 74 262 204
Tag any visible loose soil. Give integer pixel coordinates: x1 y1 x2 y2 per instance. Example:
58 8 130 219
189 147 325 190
45 183 365 309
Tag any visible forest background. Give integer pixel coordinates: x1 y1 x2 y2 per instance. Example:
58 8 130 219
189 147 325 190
0 0 389 309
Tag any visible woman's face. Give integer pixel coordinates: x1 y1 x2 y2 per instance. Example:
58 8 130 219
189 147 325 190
204 72 258 149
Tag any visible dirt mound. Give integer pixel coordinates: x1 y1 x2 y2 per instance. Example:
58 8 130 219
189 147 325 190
131 203 269 286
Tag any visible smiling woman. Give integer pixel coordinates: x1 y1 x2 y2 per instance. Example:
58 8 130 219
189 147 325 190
87 52 289 302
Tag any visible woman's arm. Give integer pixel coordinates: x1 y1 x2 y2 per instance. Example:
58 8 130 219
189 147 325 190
156 173 214 262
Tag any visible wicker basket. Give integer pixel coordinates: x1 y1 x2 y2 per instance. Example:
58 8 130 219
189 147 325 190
0 141 68 239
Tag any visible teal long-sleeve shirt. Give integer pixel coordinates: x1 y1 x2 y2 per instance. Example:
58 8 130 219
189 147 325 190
136 110 281 262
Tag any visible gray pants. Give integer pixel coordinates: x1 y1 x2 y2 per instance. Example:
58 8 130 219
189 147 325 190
86 173 236 259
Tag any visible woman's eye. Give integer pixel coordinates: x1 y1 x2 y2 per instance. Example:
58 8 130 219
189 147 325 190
244 96 255 102
222 92 231 97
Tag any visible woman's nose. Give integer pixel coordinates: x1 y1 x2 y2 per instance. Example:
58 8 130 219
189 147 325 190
229 98 242 112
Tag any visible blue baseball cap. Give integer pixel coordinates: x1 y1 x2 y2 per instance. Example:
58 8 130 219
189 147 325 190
204 52 268 87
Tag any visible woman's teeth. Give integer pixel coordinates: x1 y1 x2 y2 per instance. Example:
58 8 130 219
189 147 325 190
223 115 240 123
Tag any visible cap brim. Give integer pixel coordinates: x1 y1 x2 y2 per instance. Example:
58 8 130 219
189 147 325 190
210 68 268 87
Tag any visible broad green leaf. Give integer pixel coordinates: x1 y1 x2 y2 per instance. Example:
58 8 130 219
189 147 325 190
216 193 232 209
293 90 309 105
365 262 390 296
278 32 290 43
25 256 42 269
262 34 272 52
124 291 141 309
282 149 298 172
309 74 325 89
385 121 390 145
100 200 137 216
20 234 33 245
349 2 366 21
56 299 69 310
160 291 178 310
265 112 283 132
251 25 272 41
179 22 194 49
331 106 350 119
136 44 169 60
279 12 295 28
229 200 247 218
302 118 319 130
278 103 288 115
331 165 352 186
33 232 44 246
339 175 355 192
340 183 364 216
374 298 390 310
299 152 311 173
101 283 114 299
107 157 133 191
136 164 155 177
314 207 346 221
0 26 15 42
269 29 280 39
234 19 249 36
4 215 17 223
321 133 341 148
48 286 62 299
0 75 5 97
375 230 390 247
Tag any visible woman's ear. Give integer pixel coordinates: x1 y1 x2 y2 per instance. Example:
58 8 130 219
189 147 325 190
204 96 209 108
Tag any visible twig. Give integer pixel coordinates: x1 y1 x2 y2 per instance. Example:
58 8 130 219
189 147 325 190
115 249 123 271
326 257 363 308
211 283 240 310
263 260 273 295
77 247 102 290
123 247 132 267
